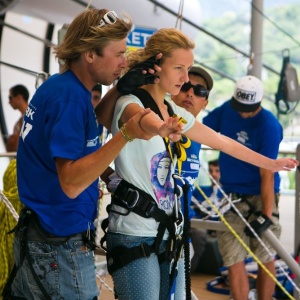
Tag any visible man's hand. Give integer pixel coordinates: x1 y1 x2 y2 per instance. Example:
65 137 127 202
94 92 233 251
124 108 154 141
244 213 273 237
117 54 162 95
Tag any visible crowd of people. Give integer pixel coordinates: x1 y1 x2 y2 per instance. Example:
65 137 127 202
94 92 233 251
2 7 299 300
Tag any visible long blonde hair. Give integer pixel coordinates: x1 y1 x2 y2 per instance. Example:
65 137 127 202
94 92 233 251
125 28 195 69
54 9 132 73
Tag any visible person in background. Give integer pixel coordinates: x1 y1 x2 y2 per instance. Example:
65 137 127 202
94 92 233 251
104 27 298 300
203 75 283 300
6 84 29 152
171 65 213 273
8 9 179 300
192 158 223 219
91 83 102 108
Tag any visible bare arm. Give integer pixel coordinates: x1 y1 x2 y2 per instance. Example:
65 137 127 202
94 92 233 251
120 103 183 138
185 121 299 172
6 134 19 152
56 108 153 199
259 168 275 218
94 85 120 132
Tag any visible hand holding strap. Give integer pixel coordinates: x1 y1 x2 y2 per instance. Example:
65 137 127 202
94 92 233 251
244 213 273 237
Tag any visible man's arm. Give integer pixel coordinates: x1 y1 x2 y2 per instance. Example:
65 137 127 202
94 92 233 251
260 167 275 218
94 86 120 131
244 167 275 237
6 134 19 152
56 108 153 199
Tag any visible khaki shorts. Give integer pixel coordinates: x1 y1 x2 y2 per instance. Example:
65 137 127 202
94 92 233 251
217 194 281 267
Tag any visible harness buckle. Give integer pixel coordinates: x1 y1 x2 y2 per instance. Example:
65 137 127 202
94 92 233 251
122 188 139 208
141 242 151 257
144 201 156 217
175 211 184 238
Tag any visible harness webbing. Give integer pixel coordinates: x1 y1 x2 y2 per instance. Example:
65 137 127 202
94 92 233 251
100 89 192 298
132 88 175 158
107 179 179 247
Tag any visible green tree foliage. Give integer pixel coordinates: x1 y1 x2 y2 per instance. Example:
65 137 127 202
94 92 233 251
194 3 300 135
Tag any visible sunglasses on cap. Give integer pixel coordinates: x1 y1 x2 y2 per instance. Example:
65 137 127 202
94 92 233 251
99 11 118 28
180 82 210 98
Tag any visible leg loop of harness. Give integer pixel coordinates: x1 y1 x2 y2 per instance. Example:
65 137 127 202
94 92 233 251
101 178 187 299
106 242 155 275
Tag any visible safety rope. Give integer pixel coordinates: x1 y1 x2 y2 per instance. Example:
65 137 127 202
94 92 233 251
206 168 300 298
193 179 296 300
175 0 184 30
0 159 23 295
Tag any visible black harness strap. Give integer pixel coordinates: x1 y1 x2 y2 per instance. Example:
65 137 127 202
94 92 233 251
100 89 185 277
131 88 174 122
131 89 192 297
229 194 279 219
132 88 175 155
182 181 192 300
107 242 154 275
101 179 182 276
100 179 181 259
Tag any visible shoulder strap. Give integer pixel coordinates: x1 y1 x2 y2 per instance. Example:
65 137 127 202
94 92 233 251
131 88 175 159
131 88 174 119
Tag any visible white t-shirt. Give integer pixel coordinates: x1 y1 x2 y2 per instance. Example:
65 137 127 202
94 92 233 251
109 93 195 237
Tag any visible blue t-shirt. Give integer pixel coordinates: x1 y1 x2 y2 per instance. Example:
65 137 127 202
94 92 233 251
175 137 201 219
203 100 282 194
17 70 101 236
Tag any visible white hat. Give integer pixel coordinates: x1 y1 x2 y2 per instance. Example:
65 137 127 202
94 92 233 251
230 75 263 112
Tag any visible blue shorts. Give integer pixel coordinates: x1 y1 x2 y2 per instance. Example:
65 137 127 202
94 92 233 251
11 235 99 300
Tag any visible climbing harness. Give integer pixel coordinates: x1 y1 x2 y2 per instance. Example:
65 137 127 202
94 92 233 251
100 88 192 299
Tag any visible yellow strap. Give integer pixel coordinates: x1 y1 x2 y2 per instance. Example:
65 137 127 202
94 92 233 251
175 135 191 175
193 181 295 300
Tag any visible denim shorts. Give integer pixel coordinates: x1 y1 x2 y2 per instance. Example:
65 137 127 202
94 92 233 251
107 232 185 300
11 235 99 300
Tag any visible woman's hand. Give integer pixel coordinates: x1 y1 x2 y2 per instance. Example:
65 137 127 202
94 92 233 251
157 116 184 142
271 157 299 172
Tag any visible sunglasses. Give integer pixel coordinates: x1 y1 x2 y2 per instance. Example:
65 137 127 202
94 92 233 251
180 82 210 98
98 11 118 28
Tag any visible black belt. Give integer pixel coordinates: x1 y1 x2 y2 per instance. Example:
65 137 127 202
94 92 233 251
230 193 257 200
15 208 86 243
26 224 84 242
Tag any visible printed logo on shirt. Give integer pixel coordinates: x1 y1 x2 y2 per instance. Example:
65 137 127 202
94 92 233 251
86 136 99 147
20 105 36 141
150 151 174 214
237 131 248 144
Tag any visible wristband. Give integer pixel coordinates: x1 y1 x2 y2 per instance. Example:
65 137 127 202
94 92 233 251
120 124 134 142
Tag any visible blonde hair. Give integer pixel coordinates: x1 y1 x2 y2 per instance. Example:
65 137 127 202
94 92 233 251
54 9 132 73
125 28 195 69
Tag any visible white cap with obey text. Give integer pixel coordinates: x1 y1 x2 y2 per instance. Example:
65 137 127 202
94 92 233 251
230 75 264 112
